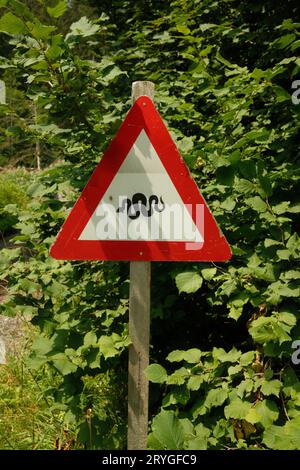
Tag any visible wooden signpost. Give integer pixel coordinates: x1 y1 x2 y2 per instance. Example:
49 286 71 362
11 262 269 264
50 81 231 450
127 81 153 450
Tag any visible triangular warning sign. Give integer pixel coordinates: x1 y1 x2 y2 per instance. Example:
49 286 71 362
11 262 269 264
50 96 231 261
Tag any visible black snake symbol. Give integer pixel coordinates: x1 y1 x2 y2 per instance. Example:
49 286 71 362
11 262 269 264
117 193 165 220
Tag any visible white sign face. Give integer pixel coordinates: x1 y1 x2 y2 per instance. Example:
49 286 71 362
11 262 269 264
79 130 203 242
0 80 6 104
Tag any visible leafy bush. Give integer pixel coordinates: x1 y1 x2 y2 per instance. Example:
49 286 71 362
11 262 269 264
0 170 28 234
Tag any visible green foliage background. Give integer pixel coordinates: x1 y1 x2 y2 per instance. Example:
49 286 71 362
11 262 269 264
0 0 300 450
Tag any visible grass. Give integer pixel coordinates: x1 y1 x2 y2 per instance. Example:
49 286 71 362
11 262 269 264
0 168 30 234
0 351 75 450
0 340 127 450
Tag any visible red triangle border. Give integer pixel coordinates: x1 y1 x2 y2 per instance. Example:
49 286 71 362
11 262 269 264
50 96 231 262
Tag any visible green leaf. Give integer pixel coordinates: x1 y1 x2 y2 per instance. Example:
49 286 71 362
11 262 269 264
254 400 279 428
235 178 255 194
183 348 201 363
263 417 300 450
240 351 256 366
51 353 77 375
102 64 125 83
228 364 242 375
167 348 201 363
175 272 202 294
204 388 228 410
236 379 254 398
18 278 40 294
26 22 56 40
245 196 268 213
167 350 185 362
249 316 291 345
31 336 53 355
273 33 296 49
187 375 203 391
261 379 282 397
167 367 189 385
264 238 282 248
201 268 217 281
145 364 167 383
244 408 260 424
176 24 191 35
162 387 190 407
47 0 68 18
98 335 118 358
150 411 185 450
0 12 27 35
188 423 211 450
213 347 241 363
45 280 67 298
83 331 97 347
68 16 100 38
224 397 252 419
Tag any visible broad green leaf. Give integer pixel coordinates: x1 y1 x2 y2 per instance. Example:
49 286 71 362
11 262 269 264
69 16 100 38
98 335 118 358
224 397 252 419
147 433 164 450
245 196 268 213
261 379 282 397
249 316 291 345
183 348 201 363
213 347 241 363
31 336 53 355
273 33 296 49
102 65 125 83
176 24 191 35
237 379 254 398
51 353 77 375
240 351 256 366
263 417 300 450
235 178 255 194
83 331 97 347
244 408 260 424
204 388 228 410
254 399 279 428
45 280 67 298
26 355 47 369
47 0 68 18
162 387 190 407
26 22 56 40
167 349 201 363
167 350 185 362
145 364 167 383
264 238 282 248
188 423 210 450
220 197 236 211
228 364 242 375
151 411 185 450
201 268 217 281
0 12 27 35
187 375 203 391
18 278 40 294
276 311 297 327
175 272 202 294
85 348 100 369
167 367 189 385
